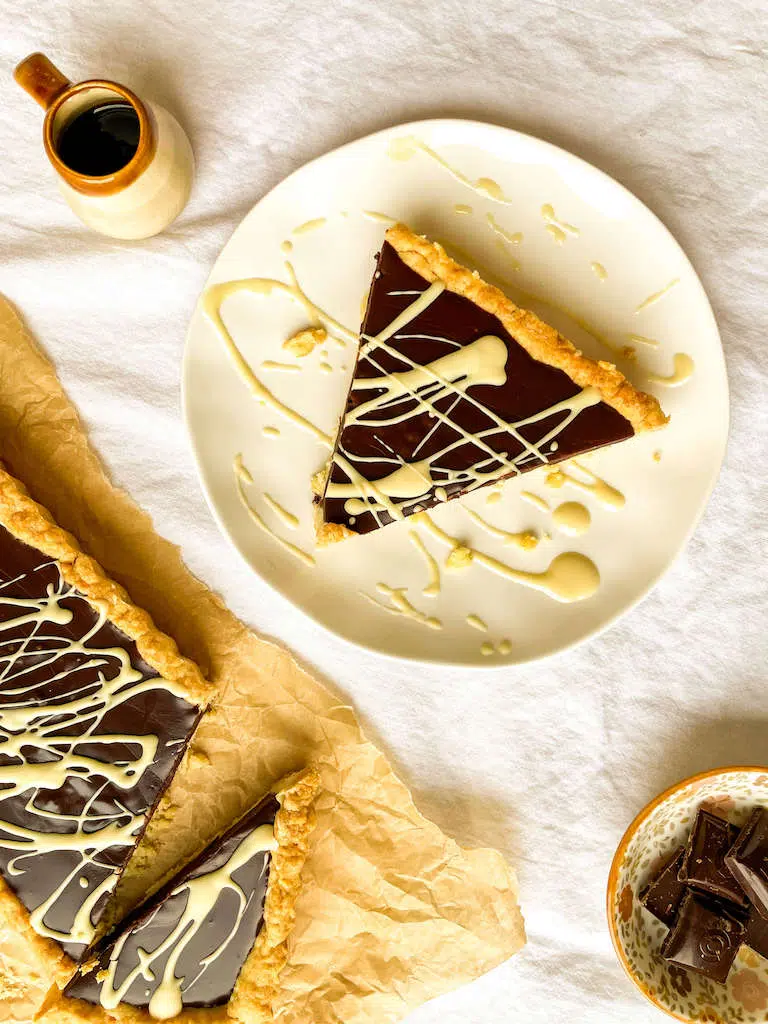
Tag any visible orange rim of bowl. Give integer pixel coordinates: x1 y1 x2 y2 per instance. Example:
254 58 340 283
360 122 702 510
43 79 156 197
606 765 768 1022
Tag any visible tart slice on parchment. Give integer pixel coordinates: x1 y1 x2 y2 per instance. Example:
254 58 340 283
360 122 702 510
40 767 319 1024
313 223 667 542
0 464 209 986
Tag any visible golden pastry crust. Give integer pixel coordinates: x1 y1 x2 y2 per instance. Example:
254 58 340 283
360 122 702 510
0 462 210 987
38 768 320 1024
386 223 668 434
0 464 208 704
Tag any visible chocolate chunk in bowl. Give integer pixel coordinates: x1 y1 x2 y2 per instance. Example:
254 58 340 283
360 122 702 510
608 768 768 1023
726 807 768 920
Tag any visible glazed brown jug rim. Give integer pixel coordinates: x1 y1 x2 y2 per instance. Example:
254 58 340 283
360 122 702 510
42 79 156 196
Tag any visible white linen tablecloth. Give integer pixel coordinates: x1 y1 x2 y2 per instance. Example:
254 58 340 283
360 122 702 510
1 2 766 1021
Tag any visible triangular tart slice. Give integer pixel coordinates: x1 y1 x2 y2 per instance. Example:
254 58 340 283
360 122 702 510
314 223 667 542
0 465 208 985
45 768 319 1024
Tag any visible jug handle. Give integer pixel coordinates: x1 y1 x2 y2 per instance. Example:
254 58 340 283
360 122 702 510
14 53 71 109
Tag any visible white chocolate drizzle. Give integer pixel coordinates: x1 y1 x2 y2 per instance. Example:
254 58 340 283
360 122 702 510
464 508 538 550
466 614 488 632
541 204 580 244
408 531 440 598
0 564 192 947
486 213 523 245
454 204 472 216
361 584 442 630
387 136 513 204
260 360 301 373
414 513 599 603
634 278 680 313
362 210 397 224
263 493 299 531
627 333 660 349
521 491 550 513
591 262 608 281
646 352 694 387
293 217 327 235
552 501 591 536
233 456 315 567
97 823 277 1019
544 461 625 510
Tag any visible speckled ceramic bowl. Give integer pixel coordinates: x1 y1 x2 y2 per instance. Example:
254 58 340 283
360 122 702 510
608 767 768 1024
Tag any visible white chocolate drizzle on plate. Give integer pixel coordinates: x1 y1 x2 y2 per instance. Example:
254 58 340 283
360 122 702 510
260 360 301 373
464 507 539 550
293 217 327 235
414 512 600 603
466 613 488 632
233 455 315 567
545 461 625 510
591 261 608 281
541 204 580 244
552 501 591 537
362 583 442 630
634 278 680 313
486 212 523 246
627 333 660 349
454 203 472 216
408 530 441 597
362 210 397 224
263 492 299 530
521 491 550 513
646 352 695 387
387 136 513 204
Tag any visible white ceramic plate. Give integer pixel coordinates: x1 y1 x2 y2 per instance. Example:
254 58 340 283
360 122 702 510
182 118 728 666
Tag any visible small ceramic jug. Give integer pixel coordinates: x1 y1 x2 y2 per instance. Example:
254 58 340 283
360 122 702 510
14 53 194 240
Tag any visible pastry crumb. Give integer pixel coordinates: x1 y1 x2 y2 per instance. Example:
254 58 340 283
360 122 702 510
445 545 474 570
283 327 327 358
545 469 567 489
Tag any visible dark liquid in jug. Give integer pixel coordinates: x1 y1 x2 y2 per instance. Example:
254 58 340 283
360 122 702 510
56 102 140 176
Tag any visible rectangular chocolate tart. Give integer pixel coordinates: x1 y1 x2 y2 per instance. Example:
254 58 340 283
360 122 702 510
0 464 209 983
42 767 319 1024
314 223 667 542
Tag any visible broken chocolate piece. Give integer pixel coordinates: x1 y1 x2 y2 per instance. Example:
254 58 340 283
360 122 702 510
640 848 687 927
746 908 768 959
725 808 768 920
661 892 745 984
679 810 749 908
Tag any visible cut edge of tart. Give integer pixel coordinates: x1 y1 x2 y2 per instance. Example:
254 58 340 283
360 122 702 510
0 463 210 985
39 766 320 1024
313 223 668 544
